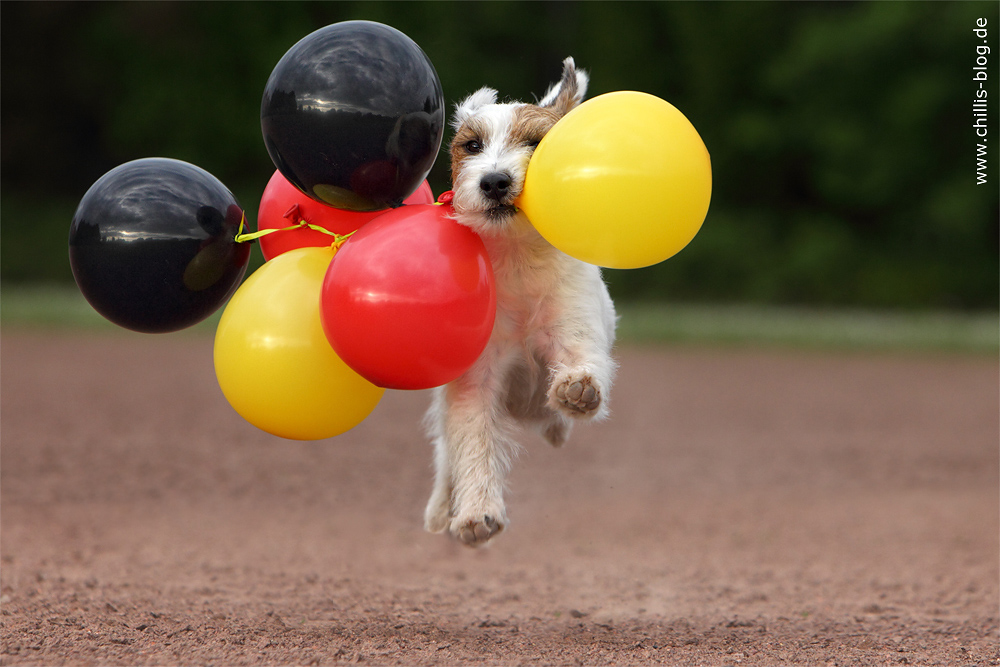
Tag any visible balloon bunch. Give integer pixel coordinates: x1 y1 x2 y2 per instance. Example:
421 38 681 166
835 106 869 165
214 176 496 440
69 20 712 442
213 21 499 439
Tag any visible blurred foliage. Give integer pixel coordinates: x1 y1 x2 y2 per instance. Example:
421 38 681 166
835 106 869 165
2 1 997 309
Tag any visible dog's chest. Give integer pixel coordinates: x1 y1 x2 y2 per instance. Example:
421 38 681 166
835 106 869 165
485 238 565 337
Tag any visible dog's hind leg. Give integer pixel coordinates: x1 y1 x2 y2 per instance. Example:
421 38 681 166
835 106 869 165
539 413 573 447
505 356 573 448
423 388 454 534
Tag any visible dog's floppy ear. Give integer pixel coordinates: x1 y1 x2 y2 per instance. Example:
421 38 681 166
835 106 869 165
453 87 498 130
538 57 589 116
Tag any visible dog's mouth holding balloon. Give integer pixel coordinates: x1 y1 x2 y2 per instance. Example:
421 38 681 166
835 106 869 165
486 203 519 221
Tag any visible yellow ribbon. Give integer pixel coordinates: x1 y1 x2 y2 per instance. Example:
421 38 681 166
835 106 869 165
235 213 355 250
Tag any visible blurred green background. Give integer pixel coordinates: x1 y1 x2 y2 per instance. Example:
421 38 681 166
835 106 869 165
2 1 998 311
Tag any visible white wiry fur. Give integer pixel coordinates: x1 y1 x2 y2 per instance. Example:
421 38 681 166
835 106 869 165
424 58 617 547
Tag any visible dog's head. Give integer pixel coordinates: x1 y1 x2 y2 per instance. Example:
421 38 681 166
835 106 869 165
448 58 588 235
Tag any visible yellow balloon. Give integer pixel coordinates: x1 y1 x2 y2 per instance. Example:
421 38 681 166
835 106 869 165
517 91 712 269
214 247 385 440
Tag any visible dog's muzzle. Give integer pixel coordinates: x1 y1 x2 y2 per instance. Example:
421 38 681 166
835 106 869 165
480 172 519 220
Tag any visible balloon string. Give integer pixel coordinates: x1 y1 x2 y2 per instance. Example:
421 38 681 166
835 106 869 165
234 213 355 248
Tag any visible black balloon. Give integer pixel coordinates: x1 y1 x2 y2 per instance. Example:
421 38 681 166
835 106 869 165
261 21 445 212
69 158 251 333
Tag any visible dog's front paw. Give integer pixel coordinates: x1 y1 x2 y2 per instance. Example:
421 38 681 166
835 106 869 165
551 372 602 417
450 514 504 547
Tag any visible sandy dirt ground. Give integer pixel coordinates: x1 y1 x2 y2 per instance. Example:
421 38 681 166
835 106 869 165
1 330 997 666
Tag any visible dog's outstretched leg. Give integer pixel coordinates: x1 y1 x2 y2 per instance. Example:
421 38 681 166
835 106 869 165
543 272 618 422
424 351 517 547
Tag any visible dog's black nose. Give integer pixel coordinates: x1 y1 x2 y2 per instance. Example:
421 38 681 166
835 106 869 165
480 172 512 202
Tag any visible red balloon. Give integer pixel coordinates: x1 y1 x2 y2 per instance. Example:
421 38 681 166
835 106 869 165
257 170 434 261
321 204 496 390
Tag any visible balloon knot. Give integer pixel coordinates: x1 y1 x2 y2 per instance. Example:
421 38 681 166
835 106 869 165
330 230 356 253
435 190 455 206
234 211 257 244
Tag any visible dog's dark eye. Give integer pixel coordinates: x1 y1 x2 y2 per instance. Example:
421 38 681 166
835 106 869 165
464 140 483 154
526 139 541 151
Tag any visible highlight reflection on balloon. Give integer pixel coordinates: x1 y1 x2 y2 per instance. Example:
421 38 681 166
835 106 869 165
261 20 444 211
69 158 250 333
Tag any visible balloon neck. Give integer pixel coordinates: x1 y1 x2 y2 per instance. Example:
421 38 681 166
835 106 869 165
282 203 302 223
435 190 455 206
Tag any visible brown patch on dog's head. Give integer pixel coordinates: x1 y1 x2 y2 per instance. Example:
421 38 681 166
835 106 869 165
449 120 483 184
511 105 561 149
